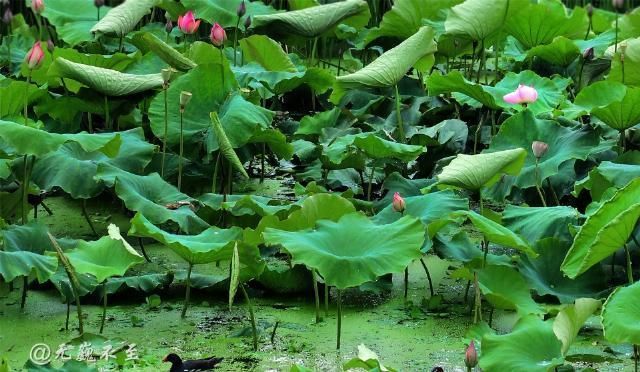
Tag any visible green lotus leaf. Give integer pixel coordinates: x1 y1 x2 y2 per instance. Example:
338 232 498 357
49 58 163 96
478 265 544 315
49 267 99 300
91 0 160 37
233 62 335 98
505 2 588 49
609 37 640 86
295 108 341 136
0 120 121 157
503 205 581 244
263 213 425 289
437 148 527 190
210 112 248 179
619 8 640 39
553 298 601 355
480 315 564 372
95 164 209 234
65 235 144 283
198 194 296 218
128 212 242 265
0 79 46 118
31 128 155 199
253 0 369 38
129 32 196 71
322 133 425 169
574 81 640 131
561 178 640 279
41 0 112 45
331 26 436 103
434 228 512 267
105 272 174 295
445 0 524 41
574 161 640 201
364 0 462 44
486 110 608 190
1 221 54 254
520 238 607 304
526 36 581 66
182 0 276 29
427 71 500 109
602 281 640 345
0 251 58 282
0 160 10 180
239 34 297 73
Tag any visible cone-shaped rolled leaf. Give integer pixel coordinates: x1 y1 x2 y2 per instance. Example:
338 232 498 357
0 120 121 157
65 235 144 283
95 164 209 234
253 0 369 38
437 148 527 190
553 298 601 355
478 265 545 315
91 0 160 37
574 81 640 131
41 0 112 45
129 32 197 71
50 58 163 96
228 243 240 309
332 26 436 103
480 316 564 372
561 178 640 278
210 112 249 178
602 281 640 344
128 213 243 265
263 213 425 289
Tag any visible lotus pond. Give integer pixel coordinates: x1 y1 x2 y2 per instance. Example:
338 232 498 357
2 0 640 371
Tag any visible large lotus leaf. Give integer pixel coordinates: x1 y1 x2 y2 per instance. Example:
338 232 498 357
480 315 564 372
239 35 297 73
478 265 544 315
503 205 581 244
253 0 369 38
486 110 607 190
444 0 520 41
322 133 425 169
49 58 163 96
233 62 334 98
41 0 112 45
263 213 425 289
31 128 155 199
49 266 99 300
526 36 581 66
588 87 640 131
91 0 160 37
0 251 58 282
505 2 588 49
0 120 120 157
434 228 512 267
602 281 640 345
105 272 173 294
1 221 54 254
129 32 196 71
364 0 462 44
519 238 606 304
95 164 209 234
561 178 640 279
553 298 601 355
182 0 277 29
437 148 527 190
128 213 242 265
427 71 500 109
574 161 640 201
608 37 640 86
295 108 341 136
0 159 10 180
198 194 296 218
0 79 46 118
331 26 436 103
65 236 144 283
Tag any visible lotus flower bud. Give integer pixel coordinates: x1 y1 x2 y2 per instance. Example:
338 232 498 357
2 8 12 25
31 0 44 14
582 47 594 61
177 11 200 34
244 16 252 29
25 41 45 70
503 84 538 105
210 22 227 47
392 192 406 213
586 3 593 18
532 141 549 159
465 340 478 369
237 0 246 18
180 91 192 112
47 39 54 53
161 68 172 86
612 0 624 10
94 0 104 7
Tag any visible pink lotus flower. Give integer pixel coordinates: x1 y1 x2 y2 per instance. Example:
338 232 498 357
177 11 200 34
392 192 406 213
503 84 538 105
25 41 45 70
465 340 478 369
31 0 45 13
210 23 227 47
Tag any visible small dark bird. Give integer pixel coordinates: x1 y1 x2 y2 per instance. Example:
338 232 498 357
431 367 444 372
162 353 223 371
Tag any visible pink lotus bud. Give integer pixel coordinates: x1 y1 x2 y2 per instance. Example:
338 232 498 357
31 0 44 14
465 340 478 369
612 0 624 9
237 0 246 18
25 41 45 70
532 141 549 159
392 192 406 213
210 22 227 47
583 47 594 61
46 39 54 53
503 84 538 105
177 11 200 35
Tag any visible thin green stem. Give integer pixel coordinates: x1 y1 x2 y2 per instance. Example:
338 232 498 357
394 84 405 143
419 258 435 297
99 284 107 333
367 166 376 201
104 95 110 130
534 161 548 207
212 151 221 193
161 86 169 178
404 267 409 299
473 271 482 324
240 285 258 351
24 72 32 125
48 233 83 335
178 110 184 191
88 112 93 133
324 284 329 317
312 270 321 323
20 276 28 309
219 47 225 90
21 155 29 225
233 18 240 66
181 263 193 318
336 289 342 350
625 244 634 285
615 13 619 53
81 199 99 237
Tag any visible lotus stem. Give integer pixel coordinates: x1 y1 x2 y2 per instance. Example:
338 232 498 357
482 239 489 268
464 280 471 304
312 270 322 323
476 39 485 84
178 109 184 191
336 289 342 350
367 165 375 201
219 47 225 91
181 263 193 318
534 160 548 207
21 155 29 225
161 86 169 178
473 271 482 324
88 112 93 133
625 244 634 285
404 267 409 299
615 13 619 53
104 95 110 130
310 38 319 111
97 7 100 21
138 238 152 263
324 284 329 317
585 17 592 40
65 301 70 330
270 320 279 344
420 258 435 297
240 284 258 351
118 35 124 53
394 84 405 143
48 232 84 335
99 284 107 334
211 151 221 193
620 129 626 154
233 18 240 66
260 143 266 183
23 72 32 125
81 199 99 237
20 276 28 310
633 345 639 372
